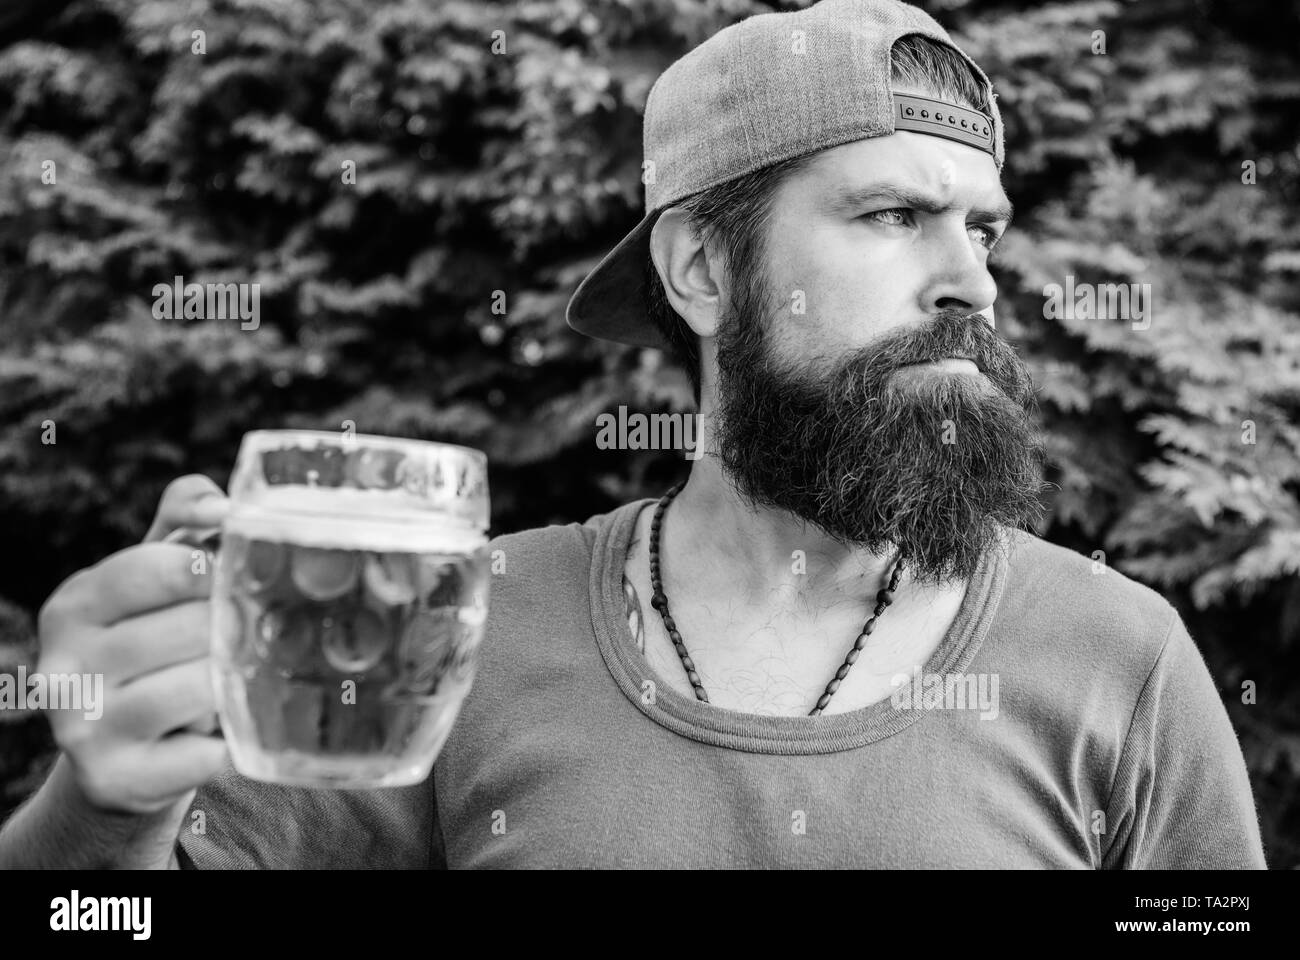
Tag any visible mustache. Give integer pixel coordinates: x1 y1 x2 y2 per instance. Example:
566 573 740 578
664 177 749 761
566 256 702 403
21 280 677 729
817 309 1035 405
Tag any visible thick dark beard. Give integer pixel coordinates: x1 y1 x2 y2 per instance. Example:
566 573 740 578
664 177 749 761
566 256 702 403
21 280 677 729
712 284 1048 587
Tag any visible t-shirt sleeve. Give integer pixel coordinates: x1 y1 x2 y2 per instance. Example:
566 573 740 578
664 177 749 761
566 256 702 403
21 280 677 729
1102 609 1266 869
177 761 444 869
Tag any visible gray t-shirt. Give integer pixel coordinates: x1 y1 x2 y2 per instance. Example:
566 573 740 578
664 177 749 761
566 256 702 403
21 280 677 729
181 498 1267 868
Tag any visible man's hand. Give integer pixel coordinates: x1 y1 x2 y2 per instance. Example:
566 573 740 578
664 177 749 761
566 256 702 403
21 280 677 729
40 474 233 814
0 475 236 867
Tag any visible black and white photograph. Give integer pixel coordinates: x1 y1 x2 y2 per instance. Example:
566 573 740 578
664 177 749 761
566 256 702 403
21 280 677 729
0 0 1296 910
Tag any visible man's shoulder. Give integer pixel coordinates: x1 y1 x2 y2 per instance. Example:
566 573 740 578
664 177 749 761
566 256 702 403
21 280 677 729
486 498 648 558
481 498 650 599
991 528 1197 757
998 526 1180 661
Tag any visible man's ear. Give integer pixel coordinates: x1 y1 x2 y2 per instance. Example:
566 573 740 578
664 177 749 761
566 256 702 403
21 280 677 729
649 207 725 340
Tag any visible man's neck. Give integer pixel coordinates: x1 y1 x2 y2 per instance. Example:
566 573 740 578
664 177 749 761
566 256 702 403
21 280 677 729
661 459 921 614
625 459 975 717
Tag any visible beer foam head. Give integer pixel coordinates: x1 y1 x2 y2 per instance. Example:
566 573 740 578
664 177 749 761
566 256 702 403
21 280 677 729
226 487 486 553
231 431 489 526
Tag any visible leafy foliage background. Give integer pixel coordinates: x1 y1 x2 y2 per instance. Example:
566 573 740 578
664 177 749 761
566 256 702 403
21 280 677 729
0 0 1297 866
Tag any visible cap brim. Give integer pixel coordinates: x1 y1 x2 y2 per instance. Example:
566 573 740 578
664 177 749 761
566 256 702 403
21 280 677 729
565 208 669 350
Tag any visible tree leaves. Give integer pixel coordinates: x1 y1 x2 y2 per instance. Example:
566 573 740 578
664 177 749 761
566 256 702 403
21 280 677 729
0 0 1297 860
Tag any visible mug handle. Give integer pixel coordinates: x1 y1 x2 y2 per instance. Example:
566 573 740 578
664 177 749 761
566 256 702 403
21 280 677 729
162 525 223 567
161 524 226 738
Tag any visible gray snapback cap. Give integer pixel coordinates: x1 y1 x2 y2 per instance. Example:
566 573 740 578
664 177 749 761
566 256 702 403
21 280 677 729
564 0 1005 350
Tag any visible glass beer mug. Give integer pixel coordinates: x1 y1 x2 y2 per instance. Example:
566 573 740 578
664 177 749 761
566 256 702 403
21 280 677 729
206 430 489 788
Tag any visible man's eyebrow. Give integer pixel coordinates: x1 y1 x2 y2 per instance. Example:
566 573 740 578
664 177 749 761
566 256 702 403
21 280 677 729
828 183 1015 226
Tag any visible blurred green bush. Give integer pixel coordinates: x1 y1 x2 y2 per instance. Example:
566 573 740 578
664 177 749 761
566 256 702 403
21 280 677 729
1 0 1297 865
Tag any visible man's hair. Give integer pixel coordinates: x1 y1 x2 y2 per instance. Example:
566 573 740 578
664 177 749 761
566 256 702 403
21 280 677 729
644 33 993 405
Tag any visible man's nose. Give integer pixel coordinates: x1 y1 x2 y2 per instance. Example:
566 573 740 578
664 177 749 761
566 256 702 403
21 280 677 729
918 227 999 322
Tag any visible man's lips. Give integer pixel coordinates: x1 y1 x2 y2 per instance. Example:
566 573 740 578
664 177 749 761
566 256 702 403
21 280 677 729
898 356 981 374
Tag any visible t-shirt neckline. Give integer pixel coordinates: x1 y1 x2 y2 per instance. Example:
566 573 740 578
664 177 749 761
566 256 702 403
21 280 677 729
588 497 1011 755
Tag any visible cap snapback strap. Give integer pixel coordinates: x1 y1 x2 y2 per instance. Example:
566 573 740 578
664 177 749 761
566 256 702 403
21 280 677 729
893 93 997 157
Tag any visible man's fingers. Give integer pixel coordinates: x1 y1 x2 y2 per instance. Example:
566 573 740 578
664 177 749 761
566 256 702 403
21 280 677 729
94 599 214 686
183 712 221 736
144 474 229 544
80 737 230 814
109 659 218 742
133 735 231 801
57 543 216 629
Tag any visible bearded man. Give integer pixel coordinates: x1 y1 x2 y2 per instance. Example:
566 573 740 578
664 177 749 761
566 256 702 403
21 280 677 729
0 0 1265 870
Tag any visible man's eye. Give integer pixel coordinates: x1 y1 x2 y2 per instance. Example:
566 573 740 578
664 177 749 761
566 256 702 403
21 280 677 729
862 210 1005 254
863 208 911 226
969 224 1002 251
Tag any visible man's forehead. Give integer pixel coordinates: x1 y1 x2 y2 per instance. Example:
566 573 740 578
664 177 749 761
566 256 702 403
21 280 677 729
795 134 1012 220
